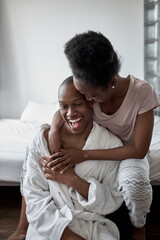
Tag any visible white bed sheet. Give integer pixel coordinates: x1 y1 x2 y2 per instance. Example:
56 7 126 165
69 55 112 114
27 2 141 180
0 115 159 186
0 119 39 184
149 115 160 184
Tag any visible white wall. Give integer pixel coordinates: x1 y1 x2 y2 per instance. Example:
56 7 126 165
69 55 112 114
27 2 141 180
0 0 144 118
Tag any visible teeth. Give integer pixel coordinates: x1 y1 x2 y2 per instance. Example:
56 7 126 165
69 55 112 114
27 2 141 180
69 118 81 123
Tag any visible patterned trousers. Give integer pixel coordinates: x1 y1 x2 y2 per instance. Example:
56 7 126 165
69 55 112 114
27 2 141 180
117 155 152 228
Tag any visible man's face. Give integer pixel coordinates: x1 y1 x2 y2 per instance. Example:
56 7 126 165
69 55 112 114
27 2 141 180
58 83 92 134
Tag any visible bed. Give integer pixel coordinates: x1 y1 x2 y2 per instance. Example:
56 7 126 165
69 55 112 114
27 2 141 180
0 101 160 186
0 101 59 186
149 112 160 184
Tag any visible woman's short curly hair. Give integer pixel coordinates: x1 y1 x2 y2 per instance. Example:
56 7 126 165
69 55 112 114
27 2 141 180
64 31 121 87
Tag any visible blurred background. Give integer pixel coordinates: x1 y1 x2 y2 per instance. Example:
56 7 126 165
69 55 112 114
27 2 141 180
0 0 159 119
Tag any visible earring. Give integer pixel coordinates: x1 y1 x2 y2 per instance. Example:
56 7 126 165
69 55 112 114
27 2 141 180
112 85 115 89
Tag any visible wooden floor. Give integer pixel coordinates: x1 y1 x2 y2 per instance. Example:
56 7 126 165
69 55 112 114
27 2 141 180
145 186 160 240
0 187 21 240
0 186 160 240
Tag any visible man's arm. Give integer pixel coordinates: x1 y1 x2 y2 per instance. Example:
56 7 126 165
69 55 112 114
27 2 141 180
41 157 123 215
61 227 85 240
23 148 73 240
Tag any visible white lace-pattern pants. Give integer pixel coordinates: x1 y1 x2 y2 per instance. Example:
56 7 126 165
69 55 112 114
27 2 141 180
117 155 152 228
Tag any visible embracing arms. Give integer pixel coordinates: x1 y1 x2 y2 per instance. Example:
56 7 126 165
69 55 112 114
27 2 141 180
40 156 123 216
47 109 154 172
84 108 154 160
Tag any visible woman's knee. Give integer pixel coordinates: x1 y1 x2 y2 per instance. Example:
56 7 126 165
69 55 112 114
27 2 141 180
118 166 152 197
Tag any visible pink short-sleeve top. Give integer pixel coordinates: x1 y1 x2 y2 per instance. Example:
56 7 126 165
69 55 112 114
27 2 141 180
92 75 160 145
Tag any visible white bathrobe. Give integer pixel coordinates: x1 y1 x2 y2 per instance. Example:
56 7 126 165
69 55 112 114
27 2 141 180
23 121 123 240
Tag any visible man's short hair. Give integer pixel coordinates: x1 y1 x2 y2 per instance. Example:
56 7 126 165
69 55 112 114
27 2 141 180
59 76 73 89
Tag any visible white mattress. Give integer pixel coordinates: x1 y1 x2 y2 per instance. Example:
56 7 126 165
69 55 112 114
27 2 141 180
149 115 160 183
0 116 160 185
0 119 39 184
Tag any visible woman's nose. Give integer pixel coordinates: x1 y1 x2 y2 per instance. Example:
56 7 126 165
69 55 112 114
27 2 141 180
86 96 93 101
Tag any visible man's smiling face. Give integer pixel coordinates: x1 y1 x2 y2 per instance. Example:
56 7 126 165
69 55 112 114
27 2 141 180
58 83 92 135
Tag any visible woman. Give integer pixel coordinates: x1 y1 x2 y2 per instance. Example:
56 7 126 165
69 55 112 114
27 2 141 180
47 31 160 240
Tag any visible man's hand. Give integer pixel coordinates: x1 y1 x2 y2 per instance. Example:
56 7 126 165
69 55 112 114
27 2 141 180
40 157 76 186
40 155 90 199
42 148 85 174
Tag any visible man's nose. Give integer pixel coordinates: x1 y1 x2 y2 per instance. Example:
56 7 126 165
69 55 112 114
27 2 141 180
67 107 76 117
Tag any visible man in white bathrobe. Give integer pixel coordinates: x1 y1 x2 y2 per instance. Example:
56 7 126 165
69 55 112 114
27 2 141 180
23 76 124 240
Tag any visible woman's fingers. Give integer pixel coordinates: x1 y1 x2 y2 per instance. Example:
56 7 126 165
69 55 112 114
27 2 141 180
60 164 73 174
39 159 47 167
41 152 64 161
50 152 64 159
51 158 70 170
47 155 68 167
42 166 51 173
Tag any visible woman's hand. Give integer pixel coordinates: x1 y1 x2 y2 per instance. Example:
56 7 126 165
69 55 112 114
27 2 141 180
42 148 85 173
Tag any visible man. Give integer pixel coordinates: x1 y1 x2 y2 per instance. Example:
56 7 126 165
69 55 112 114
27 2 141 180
23 76 123 240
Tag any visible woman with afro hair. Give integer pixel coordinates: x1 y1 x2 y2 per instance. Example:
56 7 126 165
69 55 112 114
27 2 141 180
48 31 160 240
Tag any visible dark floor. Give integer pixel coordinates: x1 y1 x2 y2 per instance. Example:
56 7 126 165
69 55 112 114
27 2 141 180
0 187 21 240
107 185 160 239
0 186 160 240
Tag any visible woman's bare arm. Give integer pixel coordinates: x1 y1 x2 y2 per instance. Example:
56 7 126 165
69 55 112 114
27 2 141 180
48 110 64 154
85 108 154 160
46 109 154 173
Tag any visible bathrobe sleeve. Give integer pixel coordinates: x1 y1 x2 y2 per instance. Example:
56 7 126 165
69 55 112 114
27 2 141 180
75 174 123 215
73 123 124 215
23 140 73 240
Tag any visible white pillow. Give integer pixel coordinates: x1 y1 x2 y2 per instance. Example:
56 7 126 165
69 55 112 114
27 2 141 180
20 101 59 124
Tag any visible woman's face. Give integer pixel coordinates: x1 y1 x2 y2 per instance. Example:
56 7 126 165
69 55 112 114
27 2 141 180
73 77 114 103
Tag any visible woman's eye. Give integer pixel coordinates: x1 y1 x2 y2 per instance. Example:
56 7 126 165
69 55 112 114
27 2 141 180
75 103 82 106
86 95 95 99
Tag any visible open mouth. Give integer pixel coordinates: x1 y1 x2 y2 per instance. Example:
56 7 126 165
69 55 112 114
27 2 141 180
68 117 82 129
